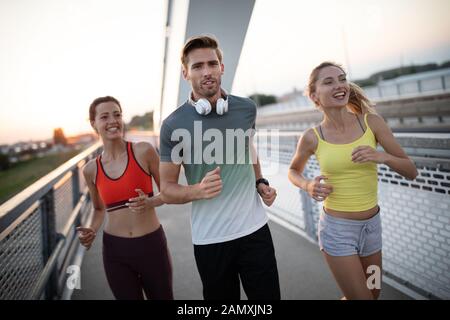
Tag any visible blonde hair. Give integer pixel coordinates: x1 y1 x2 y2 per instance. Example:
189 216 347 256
307 61 376 114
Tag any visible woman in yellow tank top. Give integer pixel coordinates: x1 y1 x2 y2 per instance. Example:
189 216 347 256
288 62 418 300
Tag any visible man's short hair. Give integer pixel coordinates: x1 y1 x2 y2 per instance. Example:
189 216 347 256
181 35 223 67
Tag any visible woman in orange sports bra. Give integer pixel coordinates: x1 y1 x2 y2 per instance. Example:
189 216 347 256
288 62 417 299
77 96 173 300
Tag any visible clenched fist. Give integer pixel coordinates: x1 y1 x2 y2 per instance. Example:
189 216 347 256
196 167 223 200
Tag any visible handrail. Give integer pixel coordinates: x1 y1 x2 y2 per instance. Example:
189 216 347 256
28 188 90 299
61 192 88 238
30 237 66 300
0 141 101 300
0 141 102 234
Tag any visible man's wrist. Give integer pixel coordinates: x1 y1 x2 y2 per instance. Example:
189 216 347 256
256 178 269 189
191 183 203 201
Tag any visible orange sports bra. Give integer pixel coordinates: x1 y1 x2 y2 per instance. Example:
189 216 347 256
95 141 153 212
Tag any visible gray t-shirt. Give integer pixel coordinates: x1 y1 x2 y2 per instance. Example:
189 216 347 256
160 94 267 245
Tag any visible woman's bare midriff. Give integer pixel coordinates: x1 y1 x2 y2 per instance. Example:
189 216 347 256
324 205 379 220
104 207 161 238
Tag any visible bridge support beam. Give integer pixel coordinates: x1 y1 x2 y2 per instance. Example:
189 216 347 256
154 0 255 132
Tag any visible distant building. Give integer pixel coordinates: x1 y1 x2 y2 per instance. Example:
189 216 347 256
257 88 313 117
0 145 9 155
66 133 97 146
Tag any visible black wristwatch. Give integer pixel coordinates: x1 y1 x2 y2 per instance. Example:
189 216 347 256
256 178 269 189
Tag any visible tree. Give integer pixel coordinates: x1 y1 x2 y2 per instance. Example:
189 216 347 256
354 62 447 86
0 153 10 170
441 60 450 68
53 128 67 146
249 93 277 107
128 111 154 130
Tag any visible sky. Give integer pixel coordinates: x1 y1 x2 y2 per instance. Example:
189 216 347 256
232 0 450 96
0 0 166 144
1 0 449 145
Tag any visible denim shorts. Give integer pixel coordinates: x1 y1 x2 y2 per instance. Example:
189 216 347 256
318 207 382 257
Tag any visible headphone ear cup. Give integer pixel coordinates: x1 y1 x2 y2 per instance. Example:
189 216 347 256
195 99 212 115
216 98 224 115
222 98 228 114
216 98 228 115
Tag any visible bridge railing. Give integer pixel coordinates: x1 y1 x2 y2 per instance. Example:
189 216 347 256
0 142 102 300
257 131 450 299
1 131 449 299
257 68 450 117
364 68 450 101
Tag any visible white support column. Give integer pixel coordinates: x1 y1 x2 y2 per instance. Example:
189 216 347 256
154 0 255 132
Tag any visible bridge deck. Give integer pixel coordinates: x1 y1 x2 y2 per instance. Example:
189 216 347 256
71 202 411 300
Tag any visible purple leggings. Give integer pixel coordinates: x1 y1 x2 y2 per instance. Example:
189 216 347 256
102 225 173 300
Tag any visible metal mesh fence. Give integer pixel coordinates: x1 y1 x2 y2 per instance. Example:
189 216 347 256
0 204 44 300
259 132 450 299
0 143 102 300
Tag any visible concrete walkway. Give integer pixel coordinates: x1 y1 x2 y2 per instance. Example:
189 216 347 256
71 201 410 300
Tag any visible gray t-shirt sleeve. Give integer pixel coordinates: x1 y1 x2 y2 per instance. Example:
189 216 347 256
159 120 176 162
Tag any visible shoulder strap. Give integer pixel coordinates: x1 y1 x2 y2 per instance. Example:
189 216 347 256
96 155 101 171
364 113 370 129
128 141 152 177
312 127 323 141
94 156 102 185
356 114 365 133
126 141 136 170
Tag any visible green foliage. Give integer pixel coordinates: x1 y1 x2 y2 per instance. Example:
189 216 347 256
128 111 154 130
0 153 10 170
354 61 450 87
0 149 80 204
441 60 450 68
249 94 277 107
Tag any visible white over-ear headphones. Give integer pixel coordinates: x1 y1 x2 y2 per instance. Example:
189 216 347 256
188 90 229 116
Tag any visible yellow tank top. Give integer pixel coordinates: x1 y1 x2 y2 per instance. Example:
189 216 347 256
312 114 378 212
